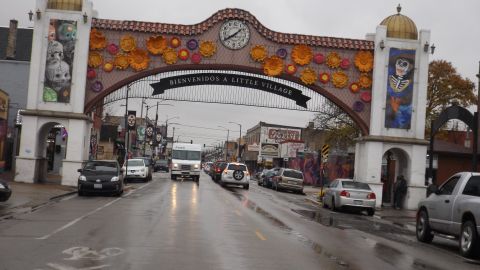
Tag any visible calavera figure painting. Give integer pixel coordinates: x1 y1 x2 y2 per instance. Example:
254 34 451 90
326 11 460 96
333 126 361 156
43 20 77 103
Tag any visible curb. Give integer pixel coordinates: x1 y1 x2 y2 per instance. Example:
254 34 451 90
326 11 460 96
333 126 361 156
49 190 77 201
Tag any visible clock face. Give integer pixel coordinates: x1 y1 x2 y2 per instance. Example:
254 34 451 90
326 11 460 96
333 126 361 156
219 20 250 50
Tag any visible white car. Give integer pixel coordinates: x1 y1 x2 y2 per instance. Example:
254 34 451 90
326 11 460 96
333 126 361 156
219 162 250 189
123 159 149 182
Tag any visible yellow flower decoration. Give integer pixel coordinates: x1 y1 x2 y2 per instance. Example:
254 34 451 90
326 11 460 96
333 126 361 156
120 35 136 52
162 47 178 65
358 73 372 88
300 68 317 85
89 29 107 50
146 36 167 55
326 52 341 69
291 45 312 66
199 41 216 57
263 56 284 76
129 48 150 71
103 62 114 72
332 71 349 88
354 51 374 72
88 51 103 68
114 54 130 70
250 45 267 62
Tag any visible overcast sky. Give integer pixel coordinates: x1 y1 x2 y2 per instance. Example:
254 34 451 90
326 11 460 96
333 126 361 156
2 0 479 148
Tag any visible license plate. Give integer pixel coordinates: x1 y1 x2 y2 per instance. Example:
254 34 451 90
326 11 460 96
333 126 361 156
182 172 189 175
130 170 135 173
289 181 296 184
354 200 363 205
94 184 102 189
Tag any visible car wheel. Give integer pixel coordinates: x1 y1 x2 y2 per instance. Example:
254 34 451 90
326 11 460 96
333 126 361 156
244 184 249 190
460 220 480 258
171 174 176 180
258 180 262 186
416 209 434 243
78 189 84 196
367 208 375 216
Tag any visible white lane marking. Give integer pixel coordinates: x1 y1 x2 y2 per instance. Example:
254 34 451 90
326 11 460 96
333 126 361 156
36 182 151 240
45 262 109 270
255 230 267 241
63 247 124 261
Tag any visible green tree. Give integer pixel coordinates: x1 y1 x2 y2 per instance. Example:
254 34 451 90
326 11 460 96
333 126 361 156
426 60 477 123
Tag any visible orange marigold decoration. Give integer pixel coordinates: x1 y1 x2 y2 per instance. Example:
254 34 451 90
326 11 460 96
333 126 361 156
263 56 284 77
129 48 150 71
88 51 103 68
114 54 130 70
332 71 349 88
300 68 317 85
319 72 330 84
162 47 178 65
103 62 114 72
146 36 167 55
120 35 136 52
291 45 313 66
199 41 216 57
349 83 360 93
358 73 372 89
354 51 374 72
178 49 189 61
89 29 107 50
170 37 181 48
285 64 297 75
326 52 341 68
250 45 267 62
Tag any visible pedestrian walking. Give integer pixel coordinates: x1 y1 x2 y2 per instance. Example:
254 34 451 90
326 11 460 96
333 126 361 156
393 175 407 209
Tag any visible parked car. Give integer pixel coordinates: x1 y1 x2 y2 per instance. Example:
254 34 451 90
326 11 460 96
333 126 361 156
416 172 480 258
322 179 376 216
77 160 124 196
204 162 213 174
0 180 12 202
154 159 169 172
271 168 304 193
132 156 153 180
210 161 227 182
123 158 150 182
259 168 281 188
219 162 250 189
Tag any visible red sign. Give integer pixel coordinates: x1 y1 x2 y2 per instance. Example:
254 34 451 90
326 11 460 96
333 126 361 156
267 128 301 142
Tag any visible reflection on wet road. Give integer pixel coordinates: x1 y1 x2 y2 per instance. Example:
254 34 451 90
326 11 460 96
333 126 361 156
0 172 478 269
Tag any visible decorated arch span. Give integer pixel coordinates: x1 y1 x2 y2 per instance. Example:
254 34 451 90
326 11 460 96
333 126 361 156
17 0 432 209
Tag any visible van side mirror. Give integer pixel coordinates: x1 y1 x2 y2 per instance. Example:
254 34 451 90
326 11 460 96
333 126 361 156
77 169 83 173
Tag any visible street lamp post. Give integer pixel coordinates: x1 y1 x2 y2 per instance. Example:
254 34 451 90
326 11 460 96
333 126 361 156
229 121 242 162
218 126 230 161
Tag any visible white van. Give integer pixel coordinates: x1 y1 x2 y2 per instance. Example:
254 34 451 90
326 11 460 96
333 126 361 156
170 143 202 182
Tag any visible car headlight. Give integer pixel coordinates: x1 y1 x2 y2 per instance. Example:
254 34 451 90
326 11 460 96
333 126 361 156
79 175 86 181
0 183 5 189
140 168 145 172
173 163 178 168
194 164 199 169
111 176 119 182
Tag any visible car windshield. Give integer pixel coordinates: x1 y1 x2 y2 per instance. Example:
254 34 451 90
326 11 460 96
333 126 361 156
156 160 168 165
283 170 303 179
134 157 151 165
227 164 247 171
127 160 145 167
83 161 117 172
172 150 201 160
341 181 371 190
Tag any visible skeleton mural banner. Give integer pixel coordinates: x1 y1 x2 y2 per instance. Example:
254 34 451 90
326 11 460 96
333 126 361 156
127 111 136 130
385 48 416 129
43 19 77 103
145 125 154 140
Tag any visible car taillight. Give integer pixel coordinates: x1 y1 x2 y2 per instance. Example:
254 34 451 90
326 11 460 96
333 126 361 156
367 192 376 200
339 190 350 197
216 168 220 172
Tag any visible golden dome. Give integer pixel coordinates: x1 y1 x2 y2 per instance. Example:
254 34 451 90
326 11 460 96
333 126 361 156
47 0 82 11
380 5 418 40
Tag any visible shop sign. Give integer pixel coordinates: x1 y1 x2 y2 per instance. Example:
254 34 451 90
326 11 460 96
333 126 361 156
248 143 260 152
0 90 8 120
267 128 301 141
261 143 279 157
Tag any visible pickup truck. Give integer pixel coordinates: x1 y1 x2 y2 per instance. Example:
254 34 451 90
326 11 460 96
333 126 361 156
416 172 480 258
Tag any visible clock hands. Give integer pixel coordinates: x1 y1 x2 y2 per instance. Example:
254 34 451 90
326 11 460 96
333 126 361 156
224 29 242 41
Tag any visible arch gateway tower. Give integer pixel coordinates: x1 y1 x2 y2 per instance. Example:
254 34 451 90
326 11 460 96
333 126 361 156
17 0 431 209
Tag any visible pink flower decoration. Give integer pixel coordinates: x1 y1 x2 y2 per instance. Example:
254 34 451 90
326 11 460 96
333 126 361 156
191 53 202 64
106 43 119 55
313 53 325 64
340 58 351 69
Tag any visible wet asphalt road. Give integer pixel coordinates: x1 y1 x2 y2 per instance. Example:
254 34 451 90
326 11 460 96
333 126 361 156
0 172 479 270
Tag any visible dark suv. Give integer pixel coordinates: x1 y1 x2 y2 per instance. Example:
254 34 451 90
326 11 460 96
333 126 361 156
154 159 169 172
210 161 227 182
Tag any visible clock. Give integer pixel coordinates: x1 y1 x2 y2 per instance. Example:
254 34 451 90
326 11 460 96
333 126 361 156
219 20 250 50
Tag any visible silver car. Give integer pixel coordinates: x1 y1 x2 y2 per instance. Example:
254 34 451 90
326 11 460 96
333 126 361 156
219 162 250 189
322 179 376 216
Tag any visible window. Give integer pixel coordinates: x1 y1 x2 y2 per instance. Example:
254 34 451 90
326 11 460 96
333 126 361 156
463 176 480 197
329 180 338 188
84 162 117 172
341 181 371 190
172 150 201 160
127 160 145 167
227 164 247 171
283 170 303 179
438 176 460 195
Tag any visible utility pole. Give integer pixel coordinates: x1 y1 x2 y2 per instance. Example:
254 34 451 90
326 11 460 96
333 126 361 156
124 84 130 173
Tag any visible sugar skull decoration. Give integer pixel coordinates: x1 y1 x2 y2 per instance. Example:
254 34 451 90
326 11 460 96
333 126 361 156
43 20 77 103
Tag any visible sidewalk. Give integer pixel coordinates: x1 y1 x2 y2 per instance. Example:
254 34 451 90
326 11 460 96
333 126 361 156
0 171 77 219
303 185 417 230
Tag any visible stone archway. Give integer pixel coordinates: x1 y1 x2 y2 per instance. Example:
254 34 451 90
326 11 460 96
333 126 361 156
36 121 68 183
381 147 410 207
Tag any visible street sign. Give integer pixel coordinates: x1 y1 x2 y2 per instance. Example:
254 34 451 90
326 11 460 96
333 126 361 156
321 144 330 159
